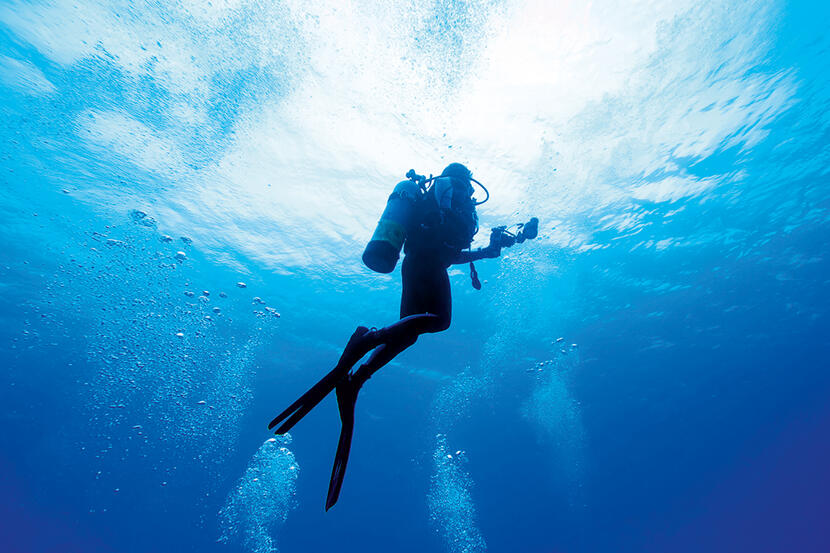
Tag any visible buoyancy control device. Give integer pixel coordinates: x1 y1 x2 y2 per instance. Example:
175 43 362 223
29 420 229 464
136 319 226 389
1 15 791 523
362 168 489 274
426 176 479 251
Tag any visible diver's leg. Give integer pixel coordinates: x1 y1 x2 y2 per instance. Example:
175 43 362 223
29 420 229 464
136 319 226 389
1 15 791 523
350 261 452 385
327 313 433 388
348 317 431 385
271 311 442 433
324 261 451 508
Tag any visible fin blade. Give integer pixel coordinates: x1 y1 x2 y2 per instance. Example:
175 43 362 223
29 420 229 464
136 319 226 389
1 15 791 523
268 365 345 431
325 385 358 511
268 326 372 432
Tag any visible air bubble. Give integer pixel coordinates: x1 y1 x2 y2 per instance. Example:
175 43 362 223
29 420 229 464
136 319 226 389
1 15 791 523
265 306 280 318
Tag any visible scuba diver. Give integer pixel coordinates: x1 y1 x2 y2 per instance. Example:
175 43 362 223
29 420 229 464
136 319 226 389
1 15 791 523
268 163 538 510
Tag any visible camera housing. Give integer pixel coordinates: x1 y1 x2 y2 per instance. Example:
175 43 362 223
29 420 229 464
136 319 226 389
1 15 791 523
490 217 539 249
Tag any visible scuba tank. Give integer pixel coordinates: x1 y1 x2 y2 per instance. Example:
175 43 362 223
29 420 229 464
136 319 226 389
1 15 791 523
362 179 421 273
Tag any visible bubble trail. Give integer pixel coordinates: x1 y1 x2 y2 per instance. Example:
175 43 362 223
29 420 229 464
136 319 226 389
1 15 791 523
428 433 487 553
219 436 300 553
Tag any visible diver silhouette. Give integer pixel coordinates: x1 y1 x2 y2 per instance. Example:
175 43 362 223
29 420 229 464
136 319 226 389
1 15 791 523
268 163 538 510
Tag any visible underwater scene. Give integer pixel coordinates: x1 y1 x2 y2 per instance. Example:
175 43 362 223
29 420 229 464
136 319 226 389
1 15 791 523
1 1 829 552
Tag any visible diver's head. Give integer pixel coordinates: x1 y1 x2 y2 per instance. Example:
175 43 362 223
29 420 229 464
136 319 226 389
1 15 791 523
441 162 473 195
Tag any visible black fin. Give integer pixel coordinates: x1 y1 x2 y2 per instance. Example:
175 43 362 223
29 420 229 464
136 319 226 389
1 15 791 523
325 381 359 511
268 326 373 433
268 365 346 432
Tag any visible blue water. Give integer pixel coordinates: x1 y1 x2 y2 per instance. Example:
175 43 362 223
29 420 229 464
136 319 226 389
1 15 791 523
2 1 829 552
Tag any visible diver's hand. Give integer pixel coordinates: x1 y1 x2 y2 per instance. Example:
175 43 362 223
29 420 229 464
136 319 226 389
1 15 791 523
484 233 503 258
482 244 501 258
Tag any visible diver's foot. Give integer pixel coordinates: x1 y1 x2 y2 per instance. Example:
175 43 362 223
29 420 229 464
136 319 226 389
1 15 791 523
335 372 361 421
349 364 373 390
335 361 378 415
336 326 380 369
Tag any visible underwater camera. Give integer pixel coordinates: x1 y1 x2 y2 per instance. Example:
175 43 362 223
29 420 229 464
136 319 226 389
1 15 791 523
490 217 539 249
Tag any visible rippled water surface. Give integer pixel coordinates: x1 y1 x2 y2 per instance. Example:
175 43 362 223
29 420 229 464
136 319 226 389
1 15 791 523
2 1 829 552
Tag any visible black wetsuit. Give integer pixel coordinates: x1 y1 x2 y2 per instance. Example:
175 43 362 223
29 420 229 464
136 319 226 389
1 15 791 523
347 192 497 386
399 215 457 332
400 254 451 329
268 174 500 511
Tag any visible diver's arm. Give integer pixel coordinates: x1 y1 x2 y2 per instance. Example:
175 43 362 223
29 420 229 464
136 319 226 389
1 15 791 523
451 229 503 264
452 218 537 265
451 244 501 265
